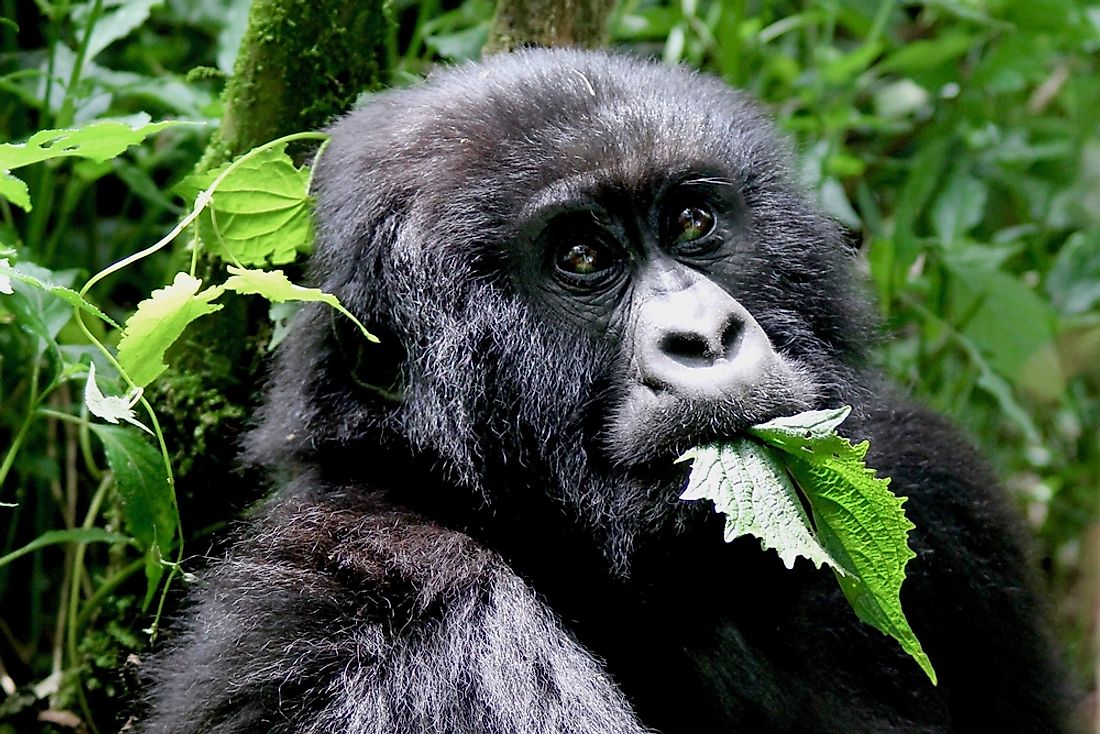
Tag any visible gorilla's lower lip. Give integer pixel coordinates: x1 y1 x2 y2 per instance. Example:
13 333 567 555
605 388 750 468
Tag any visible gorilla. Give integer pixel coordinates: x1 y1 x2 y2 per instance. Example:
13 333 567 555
138 49 1071 733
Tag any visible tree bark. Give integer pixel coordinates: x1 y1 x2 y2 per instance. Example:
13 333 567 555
484 0 615 54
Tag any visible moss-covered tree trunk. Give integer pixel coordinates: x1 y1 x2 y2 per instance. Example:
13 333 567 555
157 0 390 514
484 0 616 53
203 0 390 167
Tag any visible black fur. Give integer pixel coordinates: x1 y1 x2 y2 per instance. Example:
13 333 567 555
138 49 1071 733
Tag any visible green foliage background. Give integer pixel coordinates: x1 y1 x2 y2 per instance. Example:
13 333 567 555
0 0 1097 731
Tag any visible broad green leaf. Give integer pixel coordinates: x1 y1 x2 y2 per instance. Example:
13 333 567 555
176 144 313 266
942 255 1059 387
932 172 987 248
84 362 151 434
892 137 950 281
89 423 175 608
876 33 975 75
0 528 133 569
0 259 118 326
222 266 377 341
678 441 839 571
75 0 164 61
116 272 224 387
679 407 936 684
0 119 187 211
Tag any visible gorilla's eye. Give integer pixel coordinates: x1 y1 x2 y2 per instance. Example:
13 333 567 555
673 206 716 243
556 242 616 276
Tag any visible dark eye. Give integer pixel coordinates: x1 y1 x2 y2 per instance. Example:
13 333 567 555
555 242 617 276
673 206 716 243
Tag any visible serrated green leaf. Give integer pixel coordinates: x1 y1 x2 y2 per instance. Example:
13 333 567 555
116 272 224 387
749 407 936 684
749 405 852 444
176 144 313 266
89 423 175 608
679 441 839 571
785 452 934 684
222 265 377 341
682 406 936 684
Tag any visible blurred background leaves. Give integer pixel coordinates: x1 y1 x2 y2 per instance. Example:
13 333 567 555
0 0 1097 731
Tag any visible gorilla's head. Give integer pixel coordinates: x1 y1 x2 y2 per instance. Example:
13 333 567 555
248 49 874 566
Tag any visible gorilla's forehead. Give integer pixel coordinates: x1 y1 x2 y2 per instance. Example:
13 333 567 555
407 49 788 199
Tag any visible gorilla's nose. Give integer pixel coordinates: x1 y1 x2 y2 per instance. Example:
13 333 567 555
635 280 775 400
657 312 743 368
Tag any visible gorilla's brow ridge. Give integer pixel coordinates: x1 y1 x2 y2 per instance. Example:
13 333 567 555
519 171 604 220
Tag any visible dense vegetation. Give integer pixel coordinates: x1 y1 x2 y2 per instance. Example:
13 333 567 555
0 0 1096 731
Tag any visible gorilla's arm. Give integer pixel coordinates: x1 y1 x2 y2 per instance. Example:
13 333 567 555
138 483 647 734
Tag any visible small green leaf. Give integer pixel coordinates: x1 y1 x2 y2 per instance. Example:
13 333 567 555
942 254 1058 386
893 137 951 281
0 528 133 569
116 272 224 387
76 0 164 61
876 33 975 75
222 265 377 341
932 172 988 248
176 144 314 266
0 172 30 210
1047 230 1100 315
84 362 151 434
0 259 119 326
88 424 175 608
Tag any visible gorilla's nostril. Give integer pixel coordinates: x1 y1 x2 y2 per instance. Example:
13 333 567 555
720 316 743 357
660 331 712 364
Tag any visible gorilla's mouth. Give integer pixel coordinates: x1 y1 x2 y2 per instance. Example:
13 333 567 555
602 372 817 469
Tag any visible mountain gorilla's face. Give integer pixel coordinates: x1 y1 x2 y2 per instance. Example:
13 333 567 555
252 50 873 562
509 167 819 470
